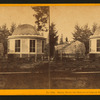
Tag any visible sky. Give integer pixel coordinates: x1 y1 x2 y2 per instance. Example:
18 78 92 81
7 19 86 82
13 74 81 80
0 6 100 42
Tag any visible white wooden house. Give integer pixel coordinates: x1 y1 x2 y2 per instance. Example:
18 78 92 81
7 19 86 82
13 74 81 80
89 27 100 59
8 24 46 61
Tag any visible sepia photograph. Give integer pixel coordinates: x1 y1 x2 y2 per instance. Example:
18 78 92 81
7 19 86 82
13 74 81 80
0 5 100 90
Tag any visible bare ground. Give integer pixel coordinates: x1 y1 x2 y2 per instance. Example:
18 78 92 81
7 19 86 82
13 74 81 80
0 60 100 89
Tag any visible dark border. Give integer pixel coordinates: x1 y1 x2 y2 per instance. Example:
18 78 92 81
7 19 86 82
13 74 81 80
0 96 100 100
0 0 100 3
0 0 100 99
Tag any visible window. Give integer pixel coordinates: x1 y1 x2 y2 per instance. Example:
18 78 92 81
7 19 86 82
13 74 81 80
15 40 20 52
30 40 35 52
97 40 100 52
42 40 45 53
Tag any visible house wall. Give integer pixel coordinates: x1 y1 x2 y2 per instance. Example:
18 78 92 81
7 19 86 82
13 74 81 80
8 39 15 53
89 38 100 54
37 39 46 54
89 37 100 60
89 38 96 53
8 38 45 59
37 39 42 54
21 39 29 53
8 38 36 54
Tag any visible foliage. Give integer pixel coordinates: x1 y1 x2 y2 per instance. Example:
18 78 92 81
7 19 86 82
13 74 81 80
32 6 49 32
59 34 63 44
91 23 97 35
72 24 97 54
49 23 58 57
0 24 10 56
66 37 68 42
0 23 17 56
44 43 49 56
10 23 16 34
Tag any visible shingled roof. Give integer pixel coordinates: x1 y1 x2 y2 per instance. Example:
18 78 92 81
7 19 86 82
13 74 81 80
55 40 86 54
13 24 40 35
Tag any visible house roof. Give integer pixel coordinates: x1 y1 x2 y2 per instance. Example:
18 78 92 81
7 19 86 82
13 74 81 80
55 40 86 54
55 42 69 51
55 41 74 51
13 24 40 35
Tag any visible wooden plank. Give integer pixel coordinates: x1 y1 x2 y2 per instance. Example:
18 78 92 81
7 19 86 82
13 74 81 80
0 72 31 74
52 77 76 80
73 71 100 74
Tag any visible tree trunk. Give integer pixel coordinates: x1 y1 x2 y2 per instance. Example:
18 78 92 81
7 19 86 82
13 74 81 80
84 41 89 55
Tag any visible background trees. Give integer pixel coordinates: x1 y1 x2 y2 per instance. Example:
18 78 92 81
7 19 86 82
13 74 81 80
0 23 17 56
72 24 97 54
32 6 58 58
91 23 97 35
65 37 68 42
32 6 98 57
0 24 10 56
32 6 49 32
49 23 58 57
10 23 16 34
59 34 63 44
32 6 49 57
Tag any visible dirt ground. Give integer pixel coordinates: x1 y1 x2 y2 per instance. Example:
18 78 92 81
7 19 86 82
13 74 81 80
0 60 100 89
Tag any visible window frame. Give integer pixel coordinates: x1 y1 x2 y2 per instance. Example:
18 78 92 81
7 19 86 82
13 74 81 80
97 39 100 52
15 40 20 52
30 40 35 53
42 40 45 53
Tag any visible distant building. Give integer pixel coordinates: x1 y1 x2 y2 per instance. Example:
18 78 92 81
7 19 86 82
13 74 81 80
8 24 46 61
89 27 100 59
55 40 86 59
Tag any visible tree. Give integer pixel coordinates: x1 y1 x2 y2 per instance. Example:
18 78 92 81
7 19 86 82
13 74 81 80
91 23 97 35
49 23 58 57
66 37 68 42
0 24 10 56
60 34 63 44
72 24 92 54
32 6 49 32
10 23 16 34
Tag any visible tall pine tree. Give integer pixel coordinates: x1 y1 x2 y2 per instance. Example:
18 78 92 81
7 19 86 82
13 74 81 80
49 23 58 57
60 34 63 44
